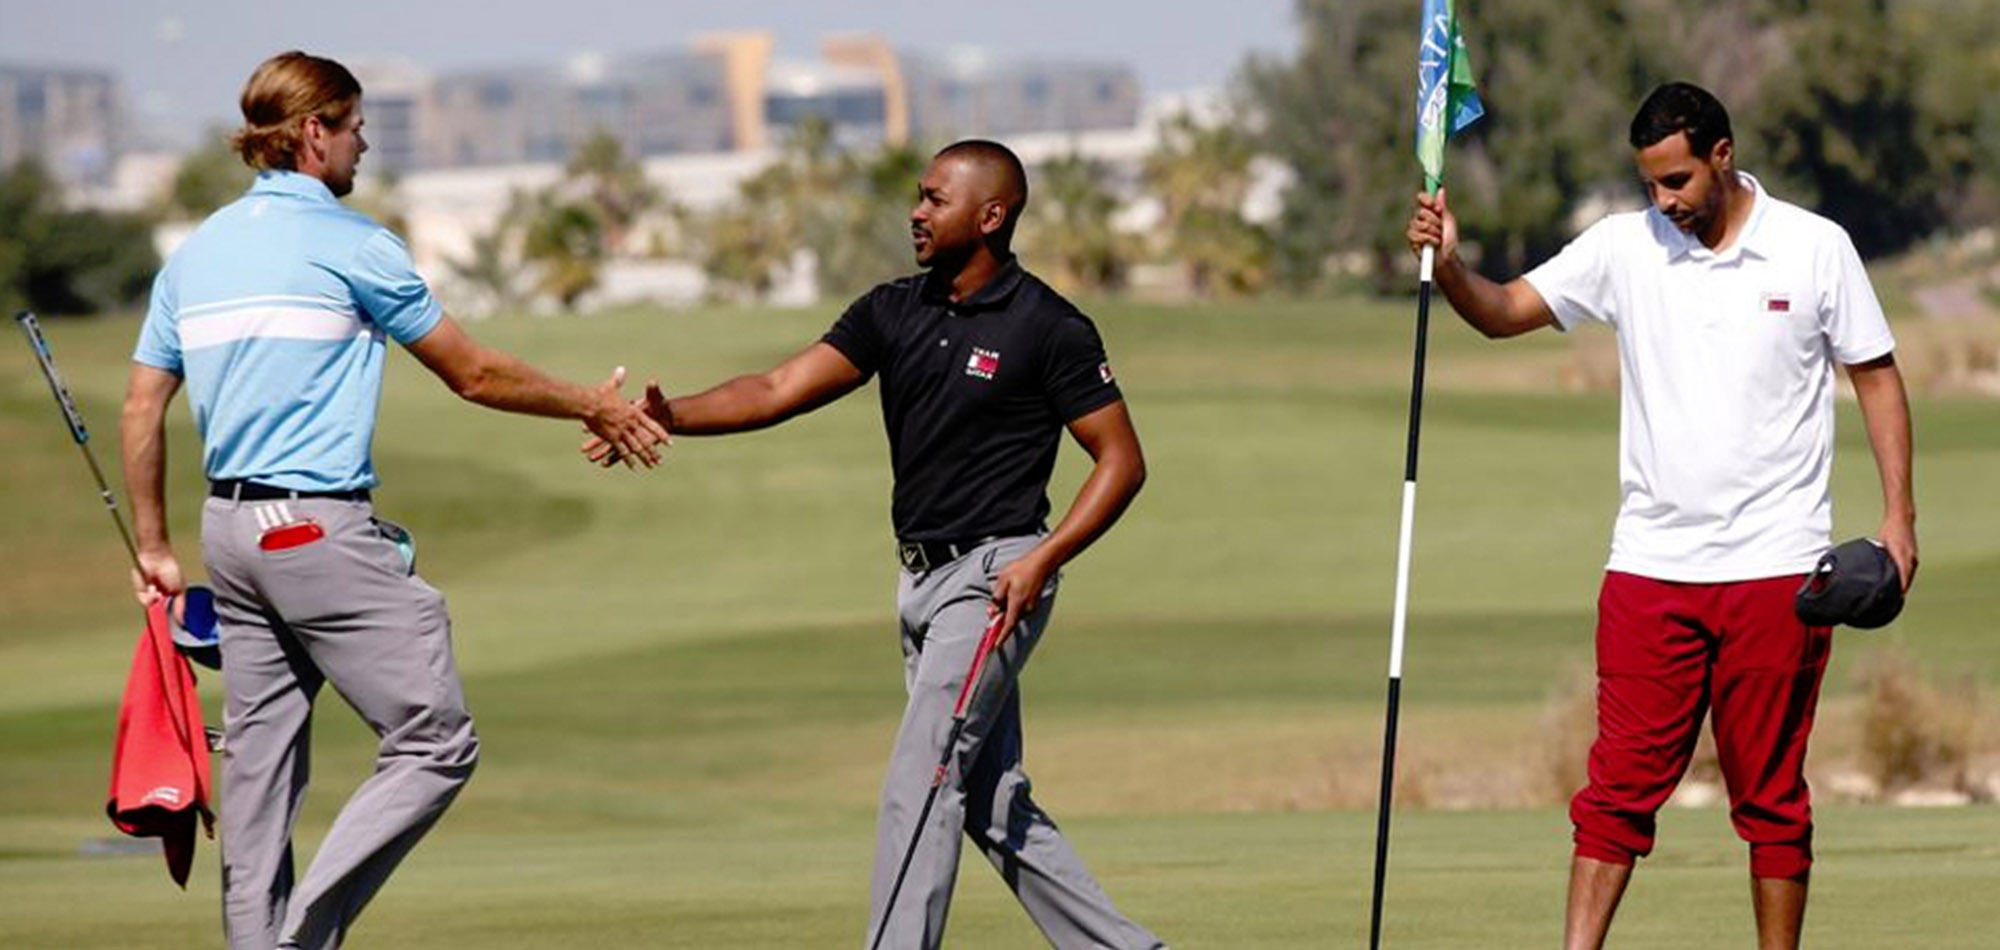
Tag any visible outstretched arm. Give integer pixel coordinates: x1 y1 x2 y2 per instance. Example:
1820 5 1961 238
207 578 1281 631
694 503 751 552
989 399 1146 639
404 314 669 466
1848 353 1917 590
119 363 184 604
1406 188 1556 339
657 342 867 434
583 342 866 464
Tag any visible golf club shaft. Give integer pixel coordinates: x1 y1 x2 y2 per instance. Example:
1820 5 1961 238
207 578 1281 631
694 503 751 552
1369 247 1435 949
16 311 143 572
868 613 1008 950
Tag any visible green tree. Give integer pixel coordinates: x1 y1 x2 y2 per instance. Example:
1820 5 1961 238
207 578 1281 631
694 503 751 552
693 120 924 302
1142 111 1272 296
695 197 793 302
162 128 253 221
817 143 928 299
1022 152 1134 294
519 191 604 311
448 189 530 317
0 160 158 315
1245 0 1948 287
565 129 660 255
1713 0 1939 257
1894 0 2000 229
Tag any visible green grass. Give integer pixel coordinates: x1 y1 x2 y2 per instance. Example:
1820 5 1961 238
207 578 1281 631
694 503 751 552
2 298 1996 947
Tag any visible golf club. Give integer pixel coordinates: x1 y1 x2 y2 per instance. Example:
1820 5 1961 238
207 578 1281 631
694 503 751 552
867 610 1009 950
16 310 143 570
17 311 223 704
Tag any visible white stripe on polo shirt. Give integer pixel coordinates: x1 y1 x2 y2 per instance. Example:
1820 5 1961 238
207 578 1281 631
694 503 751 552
179 293 351 318
179 304 367 352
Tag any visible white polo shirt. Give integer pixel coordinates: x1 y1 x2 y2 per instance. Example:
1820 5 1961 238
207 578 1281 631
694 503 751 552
1523 173 1895 582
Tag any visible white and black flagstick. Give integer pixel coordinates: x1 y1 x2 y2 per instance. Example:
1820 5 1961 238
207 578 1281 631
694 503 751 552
1368 242 1435 950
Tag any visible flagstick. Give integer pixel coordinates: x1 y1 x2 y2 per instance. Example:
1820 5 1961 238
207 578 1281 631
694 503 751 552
1369 241 1434 950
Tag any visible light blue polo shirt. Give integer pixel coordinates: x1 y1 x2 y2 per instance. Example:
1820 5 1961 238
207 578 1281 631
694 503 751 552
134 171 443 491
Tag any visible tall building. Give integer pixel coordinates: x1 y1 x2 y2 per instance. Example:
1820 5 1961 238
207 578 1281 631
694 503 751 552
407 50 734 170
352 35 1141 171
900 53 1141 142
0 64 119 186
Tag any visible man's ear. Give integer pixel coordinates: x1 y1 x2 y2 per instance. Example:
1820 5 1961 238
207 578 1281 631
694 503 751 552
299 115 328 166
979 199 1009 237
1711 137 1734 175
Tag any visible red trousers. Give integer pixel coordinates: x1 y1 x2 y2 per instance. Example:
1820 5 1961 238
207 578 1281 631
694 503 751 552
1570 571 1832 879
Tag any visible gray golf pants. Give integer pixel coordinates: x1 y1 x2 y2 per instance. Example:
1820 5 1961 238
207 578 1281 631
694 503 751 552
202 495 478 950
868 534 1164 950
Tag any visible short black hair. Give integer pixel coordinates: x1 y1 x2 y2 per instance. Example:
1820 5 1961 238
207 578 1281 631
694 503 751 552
934 138 1029 216
1629 82 1733 158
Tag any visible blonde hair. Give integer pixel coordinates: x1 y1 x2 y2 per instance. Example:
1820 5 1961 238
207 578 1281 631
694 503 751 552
229 51 362 171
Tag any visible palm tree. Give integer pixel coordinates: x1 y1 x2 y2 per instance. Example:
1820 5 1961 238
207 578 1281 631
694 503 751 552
1140 111 1271 296
564 129 660 256
519 192 605 311
1024 152 1134 294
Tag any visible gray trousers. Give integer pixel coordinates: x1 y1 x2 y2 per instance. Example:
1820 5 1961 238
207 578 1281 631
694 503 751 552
202 496 478 950
868 535 1164 950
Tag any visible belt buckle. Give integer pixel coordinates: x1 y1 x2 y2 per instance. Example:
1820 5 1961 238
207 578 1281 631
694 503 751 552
898 541 929 572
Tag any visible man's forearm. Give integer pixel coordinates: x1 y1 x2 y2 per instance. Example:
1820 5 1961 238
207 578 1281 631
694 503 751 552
119 399 172 552
1852 359 1916 522
664 376 796 435
453 352 601 420
1033 446 1145 571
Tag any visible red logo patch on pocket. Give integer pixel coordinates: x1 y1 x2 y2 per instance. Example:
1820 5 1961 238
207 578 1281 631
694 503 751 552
259 521 325 551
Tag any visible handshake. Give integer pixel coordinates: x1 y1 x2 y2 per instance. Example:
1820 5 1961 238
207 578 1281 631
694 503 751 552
578 366 673 469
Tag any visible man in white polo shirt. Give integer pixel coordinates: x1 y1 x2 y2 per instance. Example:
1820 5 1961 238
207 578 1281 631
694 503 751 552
1406 82 1916 950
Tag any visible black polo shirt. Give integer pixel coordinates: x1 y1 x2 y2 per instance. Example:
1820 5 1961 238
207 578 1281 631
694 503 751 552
822 257 1123 542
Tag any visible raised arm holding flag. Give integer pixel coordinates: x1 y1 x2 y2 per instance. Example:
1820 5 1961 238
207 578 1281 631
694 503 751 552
1367 3 1483 947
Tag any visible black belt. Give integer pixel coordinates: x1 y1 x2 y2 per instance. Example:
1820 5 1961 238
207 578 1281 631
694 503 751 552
896 536 992 573
210 479 371 503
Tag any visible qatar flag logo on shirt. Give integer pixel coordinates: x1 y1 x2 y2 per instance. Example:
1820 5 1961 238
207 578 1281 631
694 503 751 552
1761 292 1793 314
966 347 1000 380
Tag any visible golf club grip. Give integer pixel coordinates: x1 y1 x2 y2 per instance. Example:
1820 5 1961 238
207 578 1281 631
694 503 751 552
949 615 1008 719
16 311 91 445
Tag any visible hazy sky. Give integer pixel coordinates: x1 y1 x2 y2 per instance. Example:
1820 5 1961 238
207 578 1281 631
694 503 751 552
4 0 1298 147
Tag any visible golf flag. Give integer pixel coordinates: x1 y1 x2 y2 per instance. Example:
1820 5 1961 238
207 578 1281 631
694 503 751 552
1415 0 1484 192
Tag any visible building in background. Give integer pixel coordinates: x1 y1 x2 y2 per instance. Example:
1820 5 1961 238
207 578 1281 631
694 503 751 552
0 64 119 187
901 52 1140 142
350 32 1139 172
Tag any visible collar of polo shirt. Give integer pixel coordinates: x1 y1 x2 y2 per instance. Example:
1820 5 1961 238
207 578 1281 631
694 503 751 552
919 255 1028 311
250 169 340 204
1658 171 1774 265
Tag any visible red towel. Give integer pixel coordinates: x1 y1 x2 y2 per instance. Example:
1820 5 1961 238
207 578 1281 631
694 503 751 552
106 599 214 887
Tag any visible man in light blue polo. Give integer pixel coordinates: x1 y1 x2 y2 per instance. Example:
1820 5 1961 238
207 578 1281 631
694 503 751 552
119 51 668 950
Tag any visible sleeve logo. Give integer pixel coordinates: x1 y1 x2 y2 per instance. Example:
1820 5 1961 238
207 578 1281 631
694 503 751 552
1099 362 1114 383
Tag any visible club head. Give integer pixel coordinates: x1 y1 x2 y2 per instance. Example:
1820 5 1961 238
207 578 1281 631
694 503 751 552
169 586 221 670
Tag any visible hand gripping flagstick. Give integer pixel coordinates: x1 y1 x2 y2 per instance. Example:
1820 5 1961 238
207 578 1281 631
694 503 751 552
868 610 1010 950
16 310 144 571
1370 4 1483 948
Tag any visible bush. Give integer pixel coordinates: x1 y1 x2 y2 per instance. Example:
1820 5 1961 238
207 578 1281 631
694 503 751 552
0 160 159 316
1855 645 1980 794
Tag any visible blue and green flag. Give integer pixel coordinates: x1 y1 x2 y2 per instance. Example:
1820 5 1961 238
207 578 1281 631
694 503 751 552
1415 0 1484 193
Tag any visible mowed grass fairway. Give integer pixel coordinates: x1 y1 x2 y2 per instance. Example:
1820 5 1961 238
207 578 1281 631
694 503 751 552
4 298 1998 948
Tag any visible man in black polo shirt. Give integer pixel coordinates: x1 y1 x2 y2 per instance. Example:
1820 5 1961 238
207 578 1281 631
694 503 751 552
591 140 1163 949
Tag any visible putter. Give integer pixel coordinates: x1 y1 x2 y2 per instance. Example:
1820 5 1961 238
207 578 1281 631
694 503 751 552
16 311 143 567
17 311 223 690
867 611 1010 950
